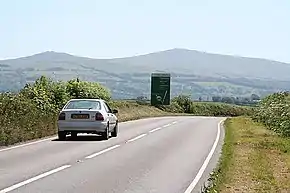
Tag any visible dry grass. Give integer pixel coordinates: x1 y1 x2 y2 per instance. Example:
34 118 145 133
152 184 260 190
112 101 174 122
206 117 290 193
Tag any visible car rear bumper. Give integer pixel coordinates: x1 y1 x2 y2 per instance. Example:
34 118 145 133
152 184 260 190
57 121 107 132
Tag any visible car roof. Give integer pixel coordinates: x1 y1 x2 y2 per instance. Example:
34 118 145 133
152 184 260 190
68 98 105 102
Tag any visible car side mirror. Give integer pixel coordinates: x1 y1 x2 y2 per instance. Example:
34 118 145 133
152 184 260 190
112 109 118 114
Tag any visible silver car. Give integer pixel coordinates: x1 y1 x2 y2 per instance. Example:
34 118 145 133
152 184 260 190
57 99 118 140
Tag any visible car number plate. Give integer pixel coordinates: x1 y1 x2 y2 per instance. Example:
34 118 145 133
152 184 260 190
71 114 89 119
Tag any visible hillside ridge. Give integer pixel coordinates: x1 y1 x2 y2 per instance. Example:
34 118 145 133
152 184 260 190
1 48 290 99
1 48 289 65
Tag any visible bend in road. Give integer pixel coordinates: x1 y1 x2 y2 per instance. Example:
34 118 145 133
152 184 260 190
0 116 225 193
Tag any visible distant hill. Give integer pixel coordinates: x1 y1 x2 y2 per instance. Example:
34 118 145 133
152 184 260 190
1 48 290 99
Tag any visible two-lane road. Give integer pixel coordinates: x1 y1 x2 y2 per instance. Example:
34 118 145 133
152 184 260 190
0 116 225 193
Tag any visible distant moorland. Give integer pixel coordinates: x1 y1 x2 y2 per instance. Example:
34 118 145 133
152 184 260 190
1 48 290 99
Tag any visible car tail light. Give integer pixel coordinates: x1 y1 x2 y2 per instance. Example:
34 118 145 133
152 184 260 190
58 113 65 120
95 112 104 121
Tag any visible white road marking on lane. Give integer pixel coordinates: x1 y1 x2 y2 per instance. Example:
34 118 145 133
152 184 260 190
85 145 121 159
127 134 147 143
184 120 223 193
0 137 56 153
162 123 172 128
149 121 178 133
0 165 71 193
149 127 162 133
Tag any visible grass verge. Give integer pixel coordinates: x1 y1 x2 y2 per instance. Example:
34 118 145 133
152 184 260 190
203 117 290 193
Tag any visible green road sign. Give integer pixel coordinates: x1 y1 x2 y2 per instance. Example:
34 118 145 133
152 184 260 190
151 73 171 105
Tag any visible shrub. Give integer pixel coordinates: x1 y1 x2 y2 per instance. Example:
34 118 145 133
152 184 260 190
21 76 69 111
0 93 57 146
189 102 253 117
0 76 113 146
171 94 192 113
66 78 111 101
253 91 290 136
160 101 184 113
163 95 254 116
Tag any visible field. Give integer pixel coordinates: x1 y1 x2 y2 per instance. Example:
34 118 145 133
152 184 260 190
194 81 261 97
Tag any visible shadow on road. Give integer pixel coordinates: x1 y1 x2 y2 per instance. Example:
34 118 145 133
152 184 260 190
52 135 107 142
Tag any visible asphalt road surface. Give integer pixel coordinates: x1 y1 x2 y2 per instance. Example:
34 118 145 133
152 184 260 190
0 116 225 193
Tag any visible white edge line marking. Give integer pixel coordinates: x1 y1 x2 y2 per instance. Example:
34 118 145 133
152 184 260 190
0 137 56 153
0 165 71 193
127 134 147 143
184 120 223 193
149 127 162 133
85 145 121 159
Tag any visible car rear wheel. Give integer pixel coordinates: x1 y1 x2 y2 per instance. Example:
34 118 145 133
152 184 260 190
71 132 77 139
102 124 110 140
58 131 66 140
111 122 118 137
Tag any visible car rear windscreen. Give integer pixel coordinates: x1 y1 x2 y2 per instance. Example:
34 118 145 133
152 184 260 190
65 100 101 110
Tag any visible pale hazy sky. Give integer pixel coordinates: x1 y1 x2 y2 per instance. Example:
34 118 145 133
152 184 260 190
0 0 289 63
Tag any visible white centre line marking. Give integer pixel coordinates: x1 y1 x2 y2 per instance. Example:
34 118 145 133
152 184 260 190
0 165 71 193
149 127 162 133
85 145 121 159
149 121 178 133
127 134 147 143
183 120 223 193
162 123 172 128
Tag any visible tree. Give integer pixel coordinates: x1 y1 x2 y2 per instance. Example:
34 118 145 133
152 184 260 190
212 96 222 102
221 96 235 104
20 76 68 111
66 78 111 101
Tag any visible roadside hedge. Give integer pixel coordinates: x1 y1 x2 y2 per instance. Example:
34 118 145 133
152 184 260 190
253 91 290 136
162 94 254 117
0 76 112 146
0 93 56 145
